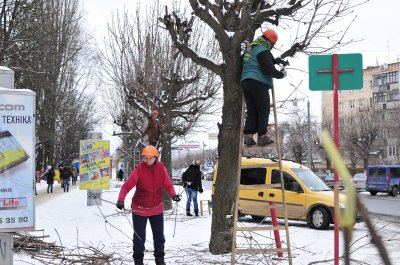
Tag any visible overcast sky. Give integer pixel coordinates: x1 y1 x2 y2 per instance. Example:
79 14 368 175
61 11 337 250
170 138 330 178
81 0 400 150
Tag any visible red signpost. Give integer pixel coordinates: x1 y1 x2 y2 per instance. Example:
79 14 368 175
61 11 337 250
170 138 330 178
309 53 362 265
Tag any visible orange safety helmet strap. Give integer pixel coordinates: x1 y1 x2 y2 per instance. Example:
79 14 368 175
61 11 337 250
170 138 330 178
141 146 159 157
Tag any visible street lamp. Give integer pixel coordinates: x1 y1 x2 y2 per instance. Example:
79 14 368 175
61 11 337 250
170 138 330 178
291 83 312 168
202 141 206 170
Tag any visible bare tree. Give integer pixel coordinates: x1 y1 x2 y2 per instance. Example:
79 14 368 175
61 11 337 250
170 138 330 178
1 0 98 167
100 2 220 185
341 109 379 170
160 0 366 253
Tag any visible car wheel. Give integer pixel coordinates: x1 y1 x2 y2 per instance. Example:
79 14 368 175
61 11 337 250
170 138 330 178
369 191 378 196
390 186 399 197
309 207 331 230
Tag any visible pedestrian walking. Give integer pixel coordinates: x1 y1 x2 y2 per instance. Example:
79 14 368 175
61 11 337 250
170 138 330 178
61 166 72 192
71 166 78 186
46 166 55 193
117 168 124 181
116 145 181 265
182 160 203 216
241 29 287 146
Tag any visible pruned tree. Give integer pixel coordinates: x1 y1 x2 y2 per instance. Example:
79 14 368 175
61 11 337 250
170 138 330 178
160 0 366 253
100 3 220 209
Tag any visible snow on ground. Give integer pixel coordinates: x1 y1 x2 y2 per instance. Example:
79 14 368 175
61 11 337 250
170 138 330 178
15 180 400 264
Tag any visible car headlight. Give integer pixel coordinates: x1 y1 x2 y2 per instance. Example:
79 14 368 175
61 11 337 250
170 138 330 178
338 202 345 209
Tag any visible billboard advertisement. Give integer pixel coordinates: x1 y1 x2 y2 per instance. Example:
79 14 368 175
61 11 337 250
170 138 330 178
0 88 36 232
79 140 110 190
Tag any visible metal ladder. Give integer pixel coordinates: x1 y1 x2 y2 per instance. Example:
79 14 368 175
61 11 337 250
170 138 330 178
230 85 293 264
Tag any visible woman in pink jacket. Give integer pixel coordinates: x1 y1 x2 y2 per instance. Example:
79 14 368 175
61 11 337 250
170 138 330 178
116 145 181 265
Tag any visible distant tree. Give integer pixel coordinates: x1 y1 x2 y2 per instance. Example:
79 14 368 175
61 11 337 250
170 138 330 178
1 0 98 167
341 109 379 170
160 0 366 253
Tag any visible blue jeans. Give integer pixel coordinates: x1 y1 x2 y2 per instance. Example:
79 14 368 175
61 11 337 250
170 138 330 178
132 213 165 258
185 188 198 210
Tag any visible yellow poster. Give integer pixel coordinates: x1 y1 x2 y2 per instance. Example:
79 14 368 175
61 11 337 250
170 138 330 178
79 140 110 190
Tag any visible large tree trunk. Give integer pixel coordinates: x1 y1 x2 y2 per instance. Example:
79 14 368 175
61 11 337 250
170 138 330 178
209 62 243 253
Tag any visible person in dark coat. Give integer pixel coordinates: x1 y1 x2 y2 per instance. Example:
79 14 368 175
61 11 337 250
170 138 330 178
182 160 203 217
141 109 162 147
117 168 124 181
241 29 287 146
46 167 55 193
62 166 72 192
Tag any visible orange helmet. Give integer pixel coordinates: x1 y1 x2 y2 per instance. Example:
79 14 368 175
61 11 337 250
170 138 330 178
152 109 159 115
141 145 159 157
262 29 278 44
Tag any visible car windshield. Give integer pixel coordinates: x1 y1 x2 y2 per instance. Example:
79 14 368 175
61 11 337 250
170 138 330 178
292 168 331 191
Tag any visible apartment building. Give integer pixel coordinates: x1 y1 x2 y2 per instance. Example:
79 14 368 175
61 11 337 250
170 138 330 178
321 62 400 165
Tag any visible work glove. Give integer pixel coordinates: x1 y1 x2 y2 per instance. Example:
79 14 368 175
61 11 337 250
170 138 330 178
280 67 287 78
172 195 181 202
116 201 125 210
199 188 203 194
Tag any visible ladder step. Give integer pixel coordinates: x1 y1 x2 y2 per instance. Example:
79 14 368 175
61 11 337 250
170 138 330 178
240 163 279 169
239 183 281 189
242 143 276 149
237 225 287 232
235 248 289 254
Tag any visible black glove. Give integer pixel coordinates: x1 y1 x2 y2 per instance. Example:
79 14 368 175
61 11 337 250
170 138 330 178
172 195 181 202
280 67 287 78
116 201 124 210
199 188 203 194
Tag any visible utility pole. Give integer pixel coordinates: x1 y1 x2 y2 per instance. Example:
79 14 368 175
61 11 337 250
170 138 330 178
307 99 312 168
202 141 206 170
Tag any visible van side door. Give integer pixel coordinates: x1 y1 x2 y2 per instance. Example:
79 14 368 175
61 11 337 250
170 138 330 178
239 168 269 217
269 169 306 219
389 167 400 195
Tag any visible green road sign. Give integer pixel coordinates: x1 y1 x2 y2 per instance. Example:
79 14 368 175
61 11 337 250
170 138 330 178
309 53 363 91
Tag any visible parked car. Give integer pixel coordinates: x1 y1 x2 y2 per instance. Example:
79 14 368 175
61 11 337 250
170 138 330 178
353 173 367 191
204 172 214 181
212 157 357 230
366 165 400 196
171 169 182 185
315 172 328 181
324 173 344 190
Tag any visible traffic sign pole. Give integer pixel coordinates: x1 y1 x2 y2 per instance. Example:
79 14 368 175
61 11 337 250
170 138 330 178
332 53 340 265
309 53 362 265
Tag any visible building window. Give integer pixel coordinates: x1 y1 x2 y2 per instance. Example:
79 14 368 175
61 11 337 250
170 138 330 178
359 99 366 109
374 92 386 103
388 146 397 157
377 128 387 139
387 72 399 84
339 101 344 110
349 100 355 109
388 89 399 102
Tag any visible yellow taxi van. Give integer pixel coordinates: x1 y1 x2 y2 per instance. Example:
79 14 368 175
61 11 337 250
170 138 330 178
212 157 348 230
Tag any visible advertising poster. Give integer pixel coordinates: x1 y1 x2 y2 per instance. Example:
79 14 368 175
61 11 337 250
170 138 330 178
0 88 35 232
79 140 110 190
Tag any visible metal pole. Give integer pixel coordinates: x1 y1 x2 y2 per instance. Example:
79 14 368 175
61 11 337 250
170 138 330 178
307 99 312 168
202 141 205 170
332 53 340 265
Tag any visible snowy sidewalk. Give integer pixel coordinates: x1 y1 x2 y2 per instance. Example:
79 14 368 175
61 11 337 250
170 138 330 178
15 180 400 264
